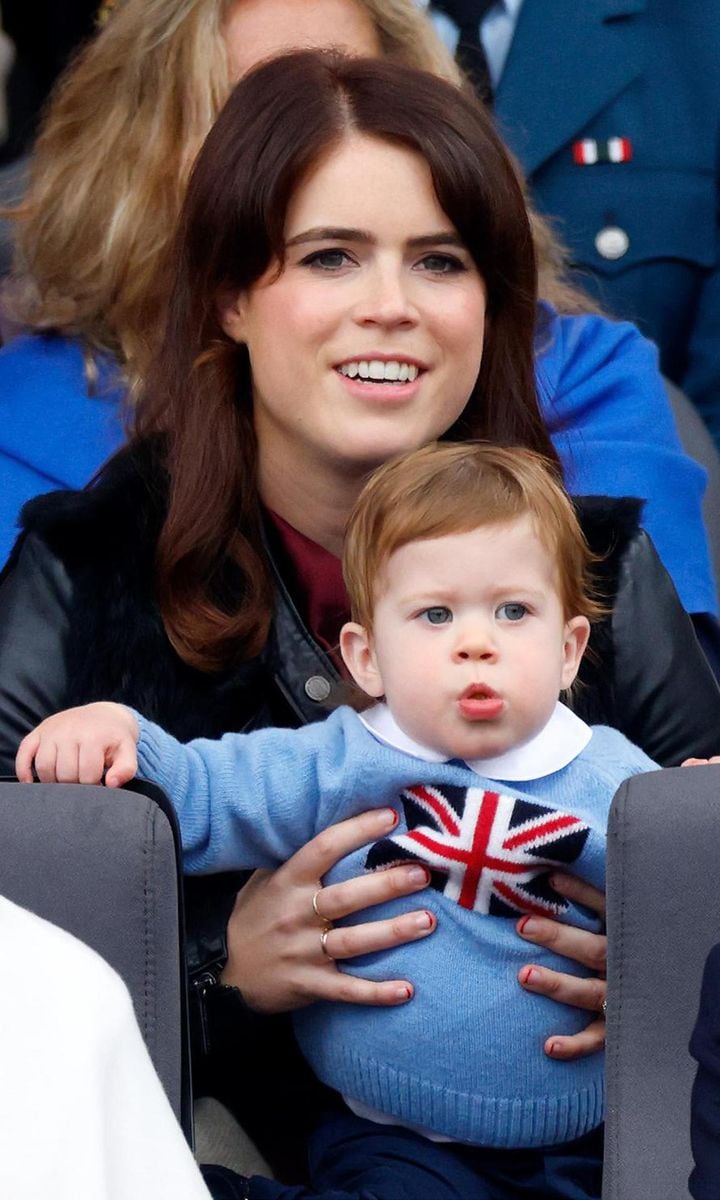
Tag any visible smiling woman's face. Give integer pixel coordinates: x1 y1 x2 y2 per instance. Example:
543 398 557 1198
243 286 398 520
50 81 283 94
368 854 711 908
220 132 487 487
224 0 382 78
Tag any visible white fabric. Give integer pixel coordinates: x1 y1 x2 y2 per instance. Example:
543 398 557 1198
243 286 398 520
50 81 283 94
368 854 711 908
0 896 210 1200
359 700 592 781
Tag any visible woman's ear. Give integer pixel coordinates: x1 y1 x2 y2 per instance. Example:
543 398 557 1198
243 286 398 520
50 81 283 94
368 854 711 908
339 622 385 698
560 615 591 689
217 291 247 343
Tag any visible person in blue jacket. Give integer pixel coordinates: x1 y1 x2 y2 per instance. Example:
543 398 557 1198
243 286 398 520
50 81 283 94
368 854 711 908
428 0 720 445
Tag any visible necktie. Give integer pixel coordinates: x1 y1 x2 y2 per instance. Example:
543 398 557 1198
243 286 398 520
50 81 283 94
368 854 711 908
431 0 496 104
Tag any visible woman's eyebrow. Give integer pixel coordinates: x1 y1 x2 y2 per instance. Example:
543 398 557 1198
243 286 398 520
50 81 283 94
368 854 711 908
285 228 463 248
285 227 371 246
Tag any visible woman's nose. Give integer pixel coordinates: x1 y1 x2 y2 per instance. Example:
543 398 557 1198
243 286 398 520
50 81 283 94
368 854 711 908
352 265 418 329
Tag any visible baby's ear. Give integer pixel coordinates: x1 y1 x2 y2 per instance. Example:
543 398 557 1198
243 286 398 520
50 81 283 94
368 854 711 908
340 622 384 698
560 615 591 689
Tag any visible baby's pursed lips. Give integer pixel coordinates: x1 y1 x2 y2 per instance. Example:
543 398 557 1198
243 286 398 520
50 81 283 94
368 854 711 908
460 682 499 701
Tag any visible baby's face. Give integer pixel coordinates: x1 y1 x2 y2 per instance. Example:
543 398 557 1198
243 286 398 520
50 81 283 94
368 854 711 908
341 517 589 762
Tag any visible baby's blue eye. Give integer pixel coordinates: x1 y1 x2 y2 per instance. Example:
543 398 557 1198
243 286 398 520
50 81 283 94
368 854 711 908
497 602 527 622
421 606 452 625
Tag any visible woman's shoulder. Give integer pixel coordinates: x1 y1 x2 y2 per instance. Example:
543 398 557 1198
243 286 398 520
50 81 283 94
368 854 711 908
574 493 644 559
14 439 167 567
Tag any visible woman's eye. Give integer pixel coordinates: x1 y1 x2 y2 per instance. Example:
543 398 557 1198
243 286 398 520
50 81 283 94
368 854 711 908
420 606 453 625
416 253 467 274
496 603 528 622
300 249 353 271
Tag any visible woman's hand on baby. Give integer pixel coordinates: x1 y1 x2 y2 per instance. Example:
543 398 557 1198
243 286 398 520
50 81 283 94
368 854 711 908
516 872 607 1060
15 702 140 787
221 807 435 1013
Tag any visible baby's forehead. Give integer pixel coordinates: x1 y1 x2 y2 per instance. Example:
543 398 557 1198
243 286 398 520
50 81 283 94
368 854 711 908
374 515 560 592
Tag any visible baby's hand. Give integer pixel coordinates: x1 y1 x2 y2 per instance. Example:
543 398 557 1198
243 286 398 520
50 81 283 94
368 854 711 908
15 702 140 787
681 756 720 767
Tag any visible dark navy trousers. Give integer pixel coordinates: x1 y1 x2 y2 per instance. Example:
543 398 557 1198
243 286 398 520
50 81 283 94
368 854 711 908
204 1109 603 1200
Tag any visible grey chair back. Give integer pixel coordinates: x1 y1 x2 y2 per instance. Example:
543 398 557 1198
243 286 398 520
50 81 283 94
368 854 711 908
0 778 191 1136
604 766 720 1199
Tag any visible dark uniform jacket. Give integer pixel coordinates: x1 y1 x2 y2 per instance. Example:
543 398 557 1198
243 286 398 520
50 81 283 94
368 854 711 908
1 440 719 1172
494 0 720 439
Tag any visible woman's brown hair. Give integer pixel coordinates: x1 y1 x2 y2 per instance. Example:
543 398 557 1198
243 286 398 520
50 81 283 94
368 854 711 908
136 50 556 672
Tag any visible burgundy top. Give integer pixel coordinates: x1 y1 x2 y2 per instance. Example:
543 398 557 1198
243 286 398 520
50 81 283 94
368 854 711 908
267 510 350 668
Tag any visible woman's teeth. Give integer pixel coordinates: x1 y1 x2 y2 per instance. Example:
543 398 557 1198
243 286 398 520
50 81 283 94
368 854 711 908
338 359 420 382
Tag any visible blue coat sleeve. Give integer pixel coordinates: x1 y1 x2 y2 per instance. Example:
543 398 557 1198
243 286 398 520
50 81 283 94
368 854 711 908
536 307 717 616
0 335 126 567
134 709 359 873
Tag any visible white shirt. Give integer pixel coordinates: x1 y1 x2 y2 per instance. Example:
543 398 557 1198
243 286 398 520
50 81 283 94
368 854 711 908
359 699 591 781
422 0 525 87
0 897 210 1200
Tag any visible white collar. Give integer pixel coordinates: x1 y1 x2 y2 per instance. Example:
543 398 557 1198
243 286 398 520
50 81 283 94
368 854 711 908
358 700 591 781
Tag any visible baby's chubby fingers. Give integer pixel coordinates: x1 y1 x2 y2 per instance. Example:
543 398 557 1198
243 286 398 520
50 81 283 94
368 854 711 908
15 730 41 782
104 740 139 788
14 702 140 786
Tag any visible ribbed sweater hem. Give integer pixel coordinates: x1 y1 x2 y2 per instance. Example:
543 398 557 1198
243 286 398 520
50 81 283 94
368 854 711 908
308 1043 604 1148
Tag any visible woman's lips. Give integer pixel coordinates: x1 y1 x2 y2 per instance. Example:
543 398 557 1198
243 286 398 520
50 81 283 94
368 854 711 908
457 686 505 721
334 369 424 404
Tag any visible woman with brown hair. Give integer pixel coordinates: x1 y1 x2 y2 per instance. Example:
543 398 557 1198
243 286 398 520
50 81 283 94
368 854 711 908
0 0 715 639
1 48 718 1196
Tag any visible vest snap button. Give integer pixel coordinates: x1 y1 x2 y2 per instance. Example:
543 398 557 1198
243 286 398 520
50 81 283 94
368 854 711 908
305 675 331 702
595 225 629 261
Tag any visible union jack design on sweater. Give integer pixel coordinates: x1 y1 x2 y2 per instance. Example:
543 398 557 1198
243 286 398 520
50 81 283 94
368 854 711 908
365 784 590 917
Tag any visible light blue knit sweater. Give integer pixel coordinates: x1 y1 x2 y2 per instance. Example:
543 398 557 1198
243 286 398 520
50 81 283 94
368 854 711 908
134 705 656 1148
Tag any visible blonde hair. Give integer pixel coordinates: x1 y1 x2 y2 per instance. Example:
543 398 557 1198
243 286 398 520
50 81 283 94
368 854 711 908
8 0 592 395
343 442 604 632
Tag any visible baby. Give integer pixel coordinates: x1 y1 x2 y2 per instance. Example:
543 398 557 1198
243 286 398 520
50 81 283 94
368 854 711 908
17 443 657 1190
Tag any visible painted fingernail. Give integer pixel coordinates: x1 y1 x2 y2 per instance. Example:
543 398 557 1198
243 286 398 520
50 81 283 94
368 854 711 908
520 967 539 985
547 1041 561 1057
382 808 399 828
518 917 536 935
414 911 434 930
396 985 413 1001
406 866 430 885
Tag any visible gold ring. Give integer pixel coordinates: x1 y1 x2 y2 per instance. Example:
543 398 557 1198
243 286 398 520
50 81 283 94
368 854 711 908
320 928 334 960
312 888 324 921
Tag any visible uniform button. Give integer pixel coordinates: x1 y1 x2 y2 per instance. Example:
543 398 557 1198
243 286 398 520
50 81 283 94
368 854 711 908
595 225 629 261
304 675 331 702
